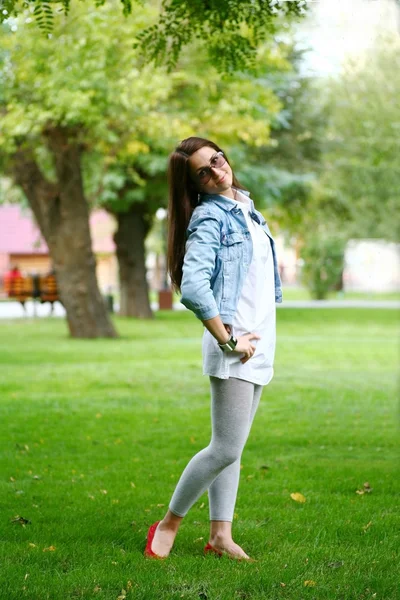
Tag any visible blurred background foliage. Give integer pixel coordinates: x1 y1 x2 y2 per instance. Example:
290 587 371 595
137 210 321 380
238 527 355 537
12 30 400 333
0 0 398 311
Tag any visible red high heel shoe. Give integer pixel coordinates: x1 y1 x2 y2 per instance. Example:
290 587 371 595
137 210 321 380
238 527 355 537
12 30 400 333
144 521 165 559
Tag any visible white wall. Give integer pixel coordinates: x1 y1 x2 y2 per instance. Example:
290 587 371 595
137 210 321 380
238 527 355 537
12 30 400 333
344 240 400 293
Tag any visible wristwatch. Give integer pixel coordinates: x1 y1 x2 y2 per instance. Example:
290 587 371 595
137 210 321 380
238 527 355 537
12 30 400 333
218 335 238 353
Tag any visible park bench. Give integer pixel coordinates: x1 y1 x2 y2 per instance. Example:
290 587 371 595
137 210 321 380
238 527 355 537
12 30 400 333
4 274 60 314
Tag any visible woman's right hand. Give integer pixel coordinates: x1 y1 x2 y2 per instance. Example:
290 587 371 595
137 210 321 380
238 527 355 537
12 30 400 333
233 333 261 364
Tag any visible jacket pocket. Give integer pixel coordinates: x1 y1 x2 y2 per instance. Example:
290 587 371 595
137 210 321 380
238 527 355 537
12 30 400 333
220 231 245 261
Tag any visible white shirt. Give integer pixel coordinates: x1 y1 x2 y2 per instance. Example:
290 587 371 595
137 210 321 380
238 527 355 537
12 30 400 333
202 191 276 386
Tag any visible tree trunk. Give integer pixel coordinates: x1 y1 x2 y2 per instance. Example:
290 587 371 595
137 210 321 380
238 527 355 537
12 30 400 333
12 128 117 338
113 203 153 318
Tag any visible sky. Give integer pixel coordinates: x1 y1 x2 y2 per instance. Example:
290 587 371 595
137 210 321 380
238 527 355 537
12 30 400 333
295 0 400 75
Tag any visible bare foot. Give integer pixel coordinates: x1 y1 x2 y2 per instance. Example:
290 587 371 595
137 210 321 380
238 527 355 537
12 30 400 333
208 536 251 560
151 522 176 557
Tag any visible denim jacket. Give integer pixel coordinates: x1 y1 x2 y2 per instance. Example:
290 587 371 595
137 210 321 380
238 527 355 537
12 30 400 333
180 190 282 323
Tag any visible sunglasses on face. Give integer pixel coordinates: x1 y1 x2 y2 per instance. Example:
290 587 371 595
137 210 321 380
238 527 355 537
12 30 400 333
194 151 227 185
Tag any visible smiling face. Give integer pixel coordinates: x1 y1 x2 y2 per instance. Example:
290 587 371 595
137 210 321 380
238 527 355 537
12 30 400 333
188 146 233 196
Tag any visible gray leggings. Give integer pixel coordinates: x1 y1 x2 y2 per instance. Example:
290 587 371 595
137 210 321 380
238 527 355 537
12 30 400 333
169 376 263 522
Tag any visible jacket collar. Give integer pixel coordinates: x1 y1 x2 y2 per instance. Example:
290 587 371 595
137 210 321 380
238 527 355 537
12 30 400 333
200 188 255 213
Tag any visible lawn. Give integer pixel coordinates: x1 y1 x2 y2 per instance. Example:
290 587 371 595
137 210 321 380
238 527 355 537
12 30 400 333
0 309 398 600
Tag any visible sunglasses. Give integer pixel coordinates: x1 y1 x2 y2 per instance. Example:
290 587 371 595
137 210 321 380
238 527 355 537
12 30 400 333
194 151 227 185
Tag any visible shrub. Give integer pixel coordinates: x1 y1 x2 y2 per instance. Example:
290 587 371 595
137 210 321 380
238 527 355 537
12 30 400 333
301 234 346 300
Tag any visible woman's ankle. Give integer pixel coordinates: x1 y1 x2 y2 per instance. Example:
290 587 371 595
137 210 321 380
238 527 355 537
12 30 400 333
159 510 183 533
209 520 233 544
209 532 232 546
158 520 178 533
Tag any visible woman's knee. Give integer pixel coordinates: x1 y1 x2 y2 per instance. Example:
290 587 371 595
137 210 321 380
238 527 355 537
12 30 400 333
210 446 241 469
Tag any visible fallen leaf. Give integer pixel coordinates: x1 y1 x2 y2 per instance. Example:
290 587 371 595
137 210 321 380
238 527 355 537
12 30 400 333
24 574 29 581
28 543 37 548
328 560 344 569
11 515 31 526
290 492 306 503
9 476 15 482
194 537 204 543
190 436 196 444
280 583 286 587
304 580 316 587
93 585 101 593
356 482 373 495
199 502 205 509
117 589 126 600
362 521 372 531
96 413 102 418
100 490 108 495
157 503 165 508
43 546 56 552
130 482 136 488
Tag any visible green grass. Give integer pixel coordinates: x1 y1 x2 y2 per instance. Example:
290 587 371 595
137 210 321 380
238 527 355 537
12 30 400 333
0 309 399 600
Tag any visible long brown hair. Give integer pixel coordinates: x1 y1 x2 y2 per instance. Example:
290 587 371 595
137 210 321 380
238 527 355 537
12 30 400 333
167 136 243 292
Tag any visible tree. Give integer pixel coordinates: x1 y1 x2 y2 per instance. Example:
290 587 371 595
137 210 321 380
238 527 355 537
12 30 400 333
6 131 118 338
313 34 400 242
1 1 293 324
0 0 307 71
0 3 167 335
228 43 326 238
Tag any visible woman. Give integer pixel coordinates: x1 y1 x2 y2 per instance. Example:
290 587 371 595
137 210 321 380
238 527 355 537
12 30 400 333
145 137 282 560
